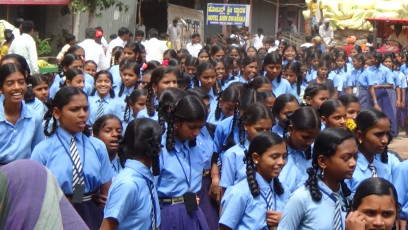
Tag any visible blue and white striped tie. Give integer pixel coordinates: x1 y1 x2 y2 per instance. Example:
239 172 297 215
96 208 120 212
265 188 273 210
369 163 377 177
70 136 84 190
332 192 342 230
148 180 156 230
96 99 104 119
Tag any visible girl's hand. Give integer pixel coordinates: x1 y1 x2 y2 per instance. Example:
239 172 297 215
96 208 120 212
266 210 282 227
374 104 382 111
92 193 107 208
397 101 402 109
345 211 366 230
209 176 222 204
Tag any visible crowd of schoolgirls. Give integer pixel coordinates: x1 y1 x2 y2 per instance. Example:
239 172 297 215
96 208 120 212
1 33 408 230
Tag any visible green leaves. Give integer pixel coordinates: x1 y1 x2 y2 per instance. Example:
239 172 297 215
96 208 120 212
69 0 128 14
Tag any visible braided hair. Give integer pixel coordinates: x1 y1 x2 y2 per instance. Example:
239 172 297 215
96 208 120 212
305 128 354 201
118 61 142 98
123 89 147 122
215 84 240 121
59 68 83 88
157 88 187 134
244 131 285 197
117 118 162 175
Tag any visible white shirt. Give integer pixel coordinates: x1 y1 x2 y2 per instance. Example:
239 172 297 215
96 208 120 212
12 28 21 39
79 39 107 71
186 42 202 58
105 37 127 67
168 24 181 41
253 34 264 50
142 38 168 62
319 25 334 46
9 33 39 74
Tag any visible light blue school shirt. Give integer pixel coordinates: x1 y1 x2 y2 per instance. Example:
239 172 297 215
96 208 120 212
392 160 408 220
207 108 226 125
104 159 161 230
333 69 348 91
213 115 239 154
272 124 284 138
136 107 159 121
111 156 123 176
87 94 123 126
221 74 239 90
398 71 408 89
219 139 250 188
290 82 306 103
279 145 312 193
115 85 135 105
83 72 94 94
156 137 206 197
220 172 290 230
347 69 374 88
368 64 395 86
278 179 351 230
305 68 316 82
49 73 93 99
31 127 114 194
345 151 400 193
327 71 342 90
199 125 214 170
272 78 292 97
0 102 45 164
392 71 401 89
49 74 62 98
109 64 122 90
400 64 408 75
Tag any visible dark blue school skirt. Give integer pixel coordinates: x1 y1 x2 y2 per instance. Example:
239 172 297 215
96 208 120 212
160 199 209 230
197 174 219 230
72 197 103 230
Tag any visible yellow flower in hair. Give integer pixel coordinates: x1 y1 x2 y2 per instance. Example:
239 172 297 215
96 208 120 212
346 119 357 132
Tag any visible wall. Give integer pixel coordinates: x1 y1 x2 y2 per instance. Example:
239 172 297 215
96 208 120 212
252 0 277 37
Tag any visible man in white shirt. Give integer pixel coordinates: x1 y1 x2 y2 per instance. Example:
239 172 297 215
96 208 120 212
168 18 181 51
186 33 202 58
105 27 130 67
319 18 334 47
142 28 168 62
78 28 107 71
252 28 264 50
300 35 314 49
95 26 108 52
12 18 23 39
8 20 39 74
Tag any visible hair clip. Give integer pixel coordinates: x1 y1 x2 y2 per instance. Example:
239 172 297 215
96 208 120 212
346 119 357 132
27 84 32 87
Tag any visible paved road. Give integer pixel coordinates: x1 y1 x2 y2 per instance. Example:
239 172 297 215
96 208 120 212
389 132 408 160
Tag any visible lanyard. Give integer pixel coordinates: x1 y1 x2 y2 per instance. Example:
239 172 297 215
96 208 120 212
174 144 192 190
142 176 157 228
56 132 86 181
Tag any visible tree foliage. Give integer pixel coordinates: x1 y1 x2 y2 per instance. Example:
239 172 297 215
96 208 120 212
70 0 128 15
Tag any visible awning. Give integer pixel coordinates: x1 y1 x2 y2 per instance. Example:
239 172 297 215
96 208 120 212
365 18 408 26
0 0 69 4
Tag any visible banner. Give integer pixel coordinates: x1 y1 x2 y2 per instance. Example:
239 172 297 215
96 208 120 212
206 3 250 26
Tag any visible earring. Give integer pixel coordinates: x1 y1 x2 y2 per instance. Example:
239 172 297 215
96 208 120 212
358 140 362 144
321 169 324 179
254 161 258 164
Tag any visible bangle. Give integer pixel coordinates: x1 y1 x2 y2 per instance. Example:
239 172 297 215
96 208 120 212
373 100 378 104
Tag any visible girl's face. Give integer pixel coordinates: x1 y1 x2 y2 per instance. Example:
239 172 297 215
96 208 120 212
257 83 272 92
83 63 96 77
336 57 345 69
245 118 273 141
264 64 282 79
123 47 137 61
67 60 83 71
198 69 216 91
278 101 299 128
278 44 285 54
179 58 186 72
317 66 329 78
383 57 393 69
213 50 225 60
356 194 397 230
363 46 371 53
1 72 27 104
242 62 258 80
215 62 226 81
66 74 85 90
33 81 49 103
186 65 196 76
311 58 319 69
320 138 357 182
366 57 376 66
175 119 205 142
352 58 363 69
229 49 240 60
139 73 151 89
54 94 89 135
283 69 298 85
345 102 360 120
264 96 275 110
284 47 296 61
350 48 358 57
198 52 210 63
322 106 347 129
219 100 236 117
247 48 257 57
252 142 287 182
358 118 390 155
130 95 147 117
153 73 178 97
74 49 85 61
95 74 112 97
301 65 308 78
96 118 122 154
289 127 320 151
122 68 139 88
306 90 329 109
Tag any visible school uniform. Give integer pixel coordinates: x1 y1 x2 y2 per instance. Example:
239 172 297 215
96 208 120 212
156 137 209 230
220 172 290 230
309 78 336 98
272 124 284 138
136 107 159 121
305 68 316 82
392 160 408 220
49 73 93 99
104 159 160 230
115 85 135 106
83 72 94 95
26 97 47 117
333 68 348 95
278 179 351 230
396 71 408 127
87 94 123 126
213 115 239 155
290 82 306 103
219 139 249 189
111 156 123 176
30 127 114 230
387 70 400 136
327 71 342 92
0 101 45 164
279 145 312 193
109 64 122 90
207 108 226 125
345 151 400 193
271 78 292 97
346 68 374 109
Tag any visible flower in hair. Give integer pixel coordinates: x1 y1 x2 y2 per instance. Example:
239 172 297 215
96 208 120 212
346 119 357 132
62 76 67 82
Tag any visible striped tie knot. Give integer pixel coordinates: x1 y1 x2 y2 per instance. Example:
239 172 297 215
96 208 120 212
332 192 342 230
368 163 377 177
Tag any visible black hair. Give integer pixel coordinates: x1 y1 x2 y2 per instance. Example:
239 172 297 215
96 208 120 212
319 99 344 119
352 53 365 72
177 72 192 90
210 45 224 60
317 59 331 78
144 60 162 73
157 88 187 133
66 45 84 56
165 95 208 150
191 33 200 39
338 94 359 108
85 27 96 39
123 89 147 122
244 131 285 197
60 68 83 88
118 118 162 175
263 52 283 83
118 27 130 37
0 63 25 87
4 29 14 43
83 60 97 70
43 87 90 137
196 62 219 96
303 83 329 104
147 28 158 38
305 128 354 201
31 74 50 88
373 52 383 69
92 114 122 137
272 93 298 118
248 76 270 91
21 20 34 34
111 46 124 66
282 44 297 62
215 84 240 121
90 70 115 98
283 61 303 95
124 42 143 63
355 109 392 163
135 30 144 37
59 53 82 77
164 49 178 60
118 61 142 97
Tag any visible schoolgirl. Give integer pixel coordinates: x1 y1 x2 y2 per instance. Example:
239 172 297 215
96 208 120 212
338 94 360 120
384 54 401 137
219 132 290 230
122 89 147 127
123 41 142 63
31 87 113 230
50 53 83 98
66 45 94 95
83 60 97 78
319 99 347 129
349 45 362 63
283 61 305 102
263 52 292 97
137 66 179 120
210 58 226 92
220 102 274 190
248 75 272 92
220 56 239 90
394 58 408 135
308 59 337 98
208 83 240 125
88 70 122 126
258 90 276 111
303 83 329 109
333 50 349 95
60 68 85 91
184 55 200 77
236 55 258 83
227 46 240 61
271 93 299 138
279 107 321 192
101 118 161 230
195 62 219 115
198 49 210 63
345 108 400 193
156 95 209 230
246 46 257 57
0 63 45 165
108 46 124 88
31 74 50 104
346 53 377 109
278 128 357 230
163 49 178 63
282 44 297 65
305 49 322 82
210 45 225 60
115 61 142 103
92 114 123 175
